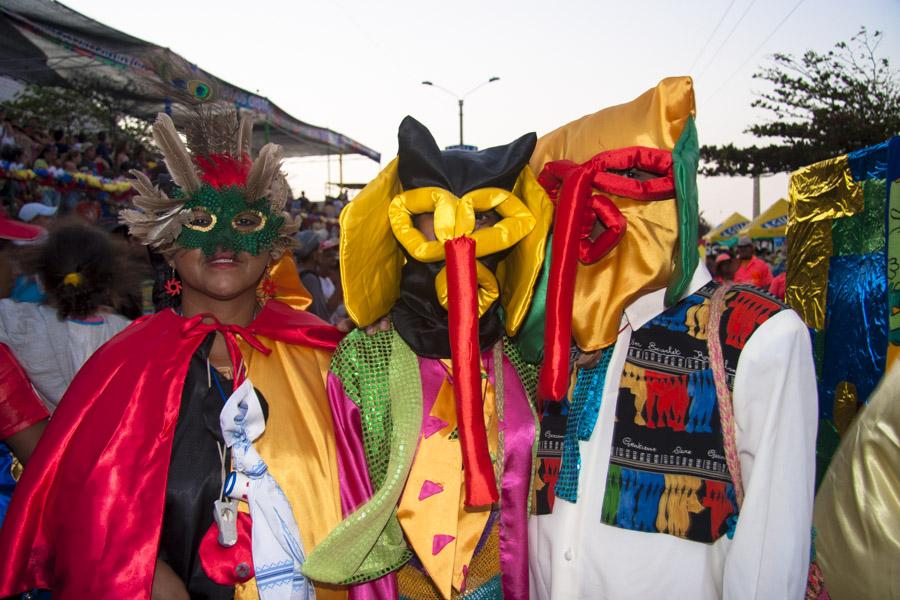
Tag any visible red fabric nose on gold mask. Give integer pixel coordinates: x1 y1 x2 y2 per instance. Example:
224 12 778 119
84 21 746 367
538 147 676 403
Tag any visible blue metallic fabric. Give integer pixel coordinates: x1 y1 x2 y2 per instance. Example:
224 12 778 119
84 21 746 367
847 140 889 181
820 252 888 418
555 345 615 503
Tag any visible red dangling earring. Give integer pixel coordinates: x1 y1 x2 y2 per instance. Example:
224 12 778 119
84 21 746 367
256 268 277 304
164 268 183 297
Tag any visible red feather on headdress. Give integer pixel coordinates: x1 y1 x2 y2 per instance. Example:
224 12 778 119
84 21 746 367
194 153 252 189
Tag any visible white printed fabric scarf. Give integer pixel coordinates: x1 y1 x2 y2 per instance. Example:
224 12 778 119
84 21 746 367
220 379 315 599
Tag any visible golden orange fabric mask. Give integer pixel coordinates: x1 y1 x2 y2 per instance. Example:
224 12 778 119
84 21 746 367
531 76 695 351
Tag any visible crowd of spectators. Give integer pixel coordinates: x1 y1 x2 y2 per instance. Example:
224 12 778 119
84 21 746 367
0 109 158 227
705 234 787 299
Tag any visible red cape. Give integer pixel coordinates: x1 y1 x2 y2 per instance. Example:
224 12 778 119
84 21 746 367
0 301 342 599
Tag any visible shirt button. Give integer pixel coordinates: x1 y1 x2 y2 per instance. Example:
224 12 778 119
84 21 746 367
564 548 574 561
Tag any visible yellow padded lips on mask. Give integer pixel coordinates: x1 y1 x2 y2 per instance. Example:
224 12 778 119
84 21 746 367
388 186 536 261
340 159 553 334
388 185 536 317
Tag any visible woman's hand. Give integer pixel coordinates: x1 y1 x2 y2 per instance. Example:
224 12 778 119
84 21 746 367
151 558 189 600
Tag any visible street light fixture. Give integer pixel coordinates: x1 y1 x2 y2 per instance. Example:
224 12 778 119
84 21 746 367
421 76 500 147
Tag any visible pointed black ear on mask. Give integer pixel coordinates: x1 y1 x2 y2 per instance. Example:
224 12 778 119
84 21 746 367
444 131 537 195
398 116 451 191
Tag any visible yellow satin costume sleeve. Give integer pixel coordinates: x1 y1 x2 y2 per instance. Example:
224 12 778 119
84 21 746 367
813 359 900 600
235 340 347 600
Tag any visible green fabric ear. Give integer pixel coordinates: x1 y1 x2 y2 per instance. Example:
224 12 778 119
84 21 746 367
666 116 700 307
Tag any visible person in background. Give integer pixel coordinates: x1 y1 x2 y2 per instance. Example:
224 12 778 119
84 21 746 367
0 214 42 298
733 234 773 290
8 203 55 304
768 237 788 300
18 202 57 229
0 221 133 412
32 145 57 170
294 229 331 321
52 129 68 156
316 238 344 323
715 249 737 282
769 271 786 300
95 130 111 162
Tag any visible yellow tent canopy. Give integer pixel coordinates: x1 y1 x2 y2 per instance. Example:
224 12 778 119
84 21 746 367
741 198 788 239
705 212 750 243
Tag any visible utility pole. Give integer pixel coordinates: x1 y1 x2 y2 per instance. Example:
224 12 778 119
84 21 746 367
458 99 464 146
421 77 500 148
752 174 761 219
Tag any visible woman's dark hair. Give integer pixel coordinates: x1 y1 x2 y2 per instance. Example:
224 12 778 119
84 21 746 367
23 220 138 320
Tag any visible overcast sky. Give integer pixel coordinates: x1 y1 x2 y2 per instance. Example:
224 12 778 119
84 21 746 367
63 0 900 227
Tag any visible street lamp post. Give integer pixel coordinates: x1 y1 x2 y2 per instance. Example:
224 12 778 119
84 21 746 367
421 77 500 147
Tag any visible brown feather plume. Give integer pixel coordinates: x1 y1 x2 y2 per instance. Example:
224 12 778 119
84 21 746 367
236 114 253 158
245 143 283 202
121 169 188 249
180 103 240 157
152 114 201 193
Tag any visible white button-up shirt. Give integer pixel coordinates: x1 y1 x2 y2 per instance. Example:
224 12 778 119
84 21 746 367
528 264 818 600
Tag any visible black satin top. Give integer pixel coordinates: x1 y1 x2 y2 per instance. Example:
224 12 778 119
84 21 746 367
158 335 267 600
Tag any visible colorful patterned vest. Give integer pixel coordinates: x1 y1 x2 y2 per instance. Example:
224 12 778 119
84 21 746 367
600 281 787 543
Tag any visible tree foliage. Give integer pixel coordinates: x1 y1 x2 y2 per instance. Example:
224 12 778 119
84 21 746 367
701 28 900 176
1 77 151 146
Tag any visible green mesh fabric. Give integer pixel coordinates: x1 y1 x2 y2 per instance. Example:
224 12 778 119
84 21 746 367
302 329 419 584
831 178 887 256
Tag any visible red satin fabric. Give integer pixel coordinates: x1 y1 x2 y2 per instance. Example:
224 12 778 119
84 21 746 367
536 146 675 404
182 315 272 389
0 343 48 440
199 512 255 584
537 167 595 403
444 237 498 506
0 301 341 599
579 195 628 264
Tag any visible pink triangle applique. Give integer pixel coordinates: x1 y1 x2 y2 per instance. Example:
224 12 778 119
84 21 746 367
418 480 444 501
432 534 455 555
423 415 449 439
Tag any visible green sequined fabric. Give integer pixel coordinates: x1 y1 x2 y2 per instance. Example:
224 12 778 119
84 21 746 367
302 329 418 584
330 328 397 490
503 337 538 401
